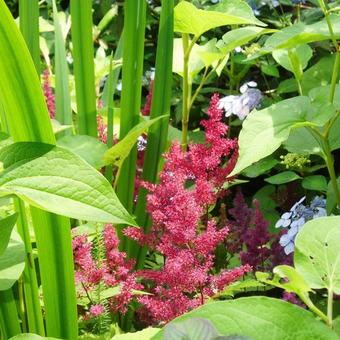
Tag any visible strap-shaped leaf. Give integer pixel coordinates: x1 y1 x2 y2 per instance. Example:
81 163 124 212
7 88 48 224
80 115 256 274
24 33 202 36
0 142 136 225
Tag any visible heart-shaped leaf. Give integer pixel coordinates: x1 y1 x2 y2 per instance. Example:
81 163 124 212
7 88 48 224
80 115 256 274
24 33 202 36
0 142 136 225
0 213 18 256
151 297 338 340
295 216 340 294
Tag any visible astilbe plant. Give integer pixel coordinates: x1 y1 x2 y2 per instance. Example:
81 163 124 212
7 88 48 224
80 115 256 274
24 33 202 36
125 94 251 325
72 224 142 322
42 69 55 119
228 190 289 272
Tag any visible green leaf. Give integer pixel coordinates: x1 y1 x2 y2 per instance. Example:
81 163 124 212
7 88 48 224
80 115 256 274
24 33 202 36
57 135 108 169
173 38 222 78
0 213 18 255
261 64 280 78
70 0 97 137
284 127 323 156
262 15 340 51
0 230 25 290
326 178 340 214
112 328 160 340
151 297 338 340
295 216 340 293
242 156 278 178
0 142 136 225
257 266 312 296
52 0 72 128
273 44 312 79
265 171 301 185
277 78 298 94
174 0 265 38
9 335 61 340
104 115 167 169
218 27 275 55
301 55 340 94
215 279 265 298
231 96 332 175
164 318 219 340
302 175 328 192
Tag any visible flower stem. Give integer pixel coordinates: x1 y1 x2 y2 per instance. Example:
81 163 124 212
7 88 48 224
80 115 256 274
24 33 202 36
181 33 191 150
327 287 333 327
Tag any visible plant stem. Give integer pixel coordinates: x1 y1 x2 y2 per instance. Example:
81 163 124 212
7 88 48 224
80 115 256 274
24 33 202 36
327 287 333 327
324 139 340 208
14 199 45 335
181 33 191 150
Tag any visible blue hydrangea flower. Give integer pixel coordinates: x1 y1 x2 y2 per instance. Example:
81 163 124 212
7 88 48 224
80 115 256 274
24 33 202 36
218 82 262 120
276 196 327 255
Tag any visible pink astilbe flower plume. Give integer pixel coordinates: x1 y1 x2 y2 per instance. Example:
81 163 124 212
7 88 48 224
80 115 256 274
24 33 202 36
125 94 250 325
42 69 55 119
72 224 142 317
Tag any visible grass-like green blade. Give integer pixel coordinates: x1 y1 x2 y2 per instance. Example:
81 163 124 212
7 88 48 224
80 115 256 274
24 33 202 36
52 0 72 130
0 289 21 338
14 199 45 336
70 0 97 137
116 0 146 249
19 0 40 73
133 0 174 265
0 1 78 337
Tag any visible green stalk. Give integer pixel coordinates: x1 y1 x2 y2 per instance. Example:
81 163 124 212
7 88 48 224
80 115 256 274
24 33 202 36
134 0 174 267
0 289 21 338
30 209 77 338
328 287 333 327
19 0 40 73
70 0 97 137
53 0 72 130
105 54 115 185
0 1 78 338
324 139 340 208
181 33 191 150
116 0 146 248
14 199 45 336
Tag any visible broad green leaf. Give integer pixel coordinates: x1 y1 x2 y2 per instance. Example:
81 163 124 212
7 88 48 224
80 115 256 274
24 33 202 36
273 44 312 79
10 335 60 340
218 27 275 55
174 1 265 38
277 78 298 94
0 142 136 225
284 127 323 156
57 135 108 169
262 15 340 51
257 266 312 296
0 230 25 290
326 178 340 214
104 115 167 168
265 171 301 185
309 85 340 151
215 279 265 298
302 175 328 192
230 96 332 175
112 328 160 339
164 318 219 340
151 297 338 340
295 216 340 293
0 213 18 255
173 38 218 78
242 156 278 178
261 64 280 78
301 55 340 94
